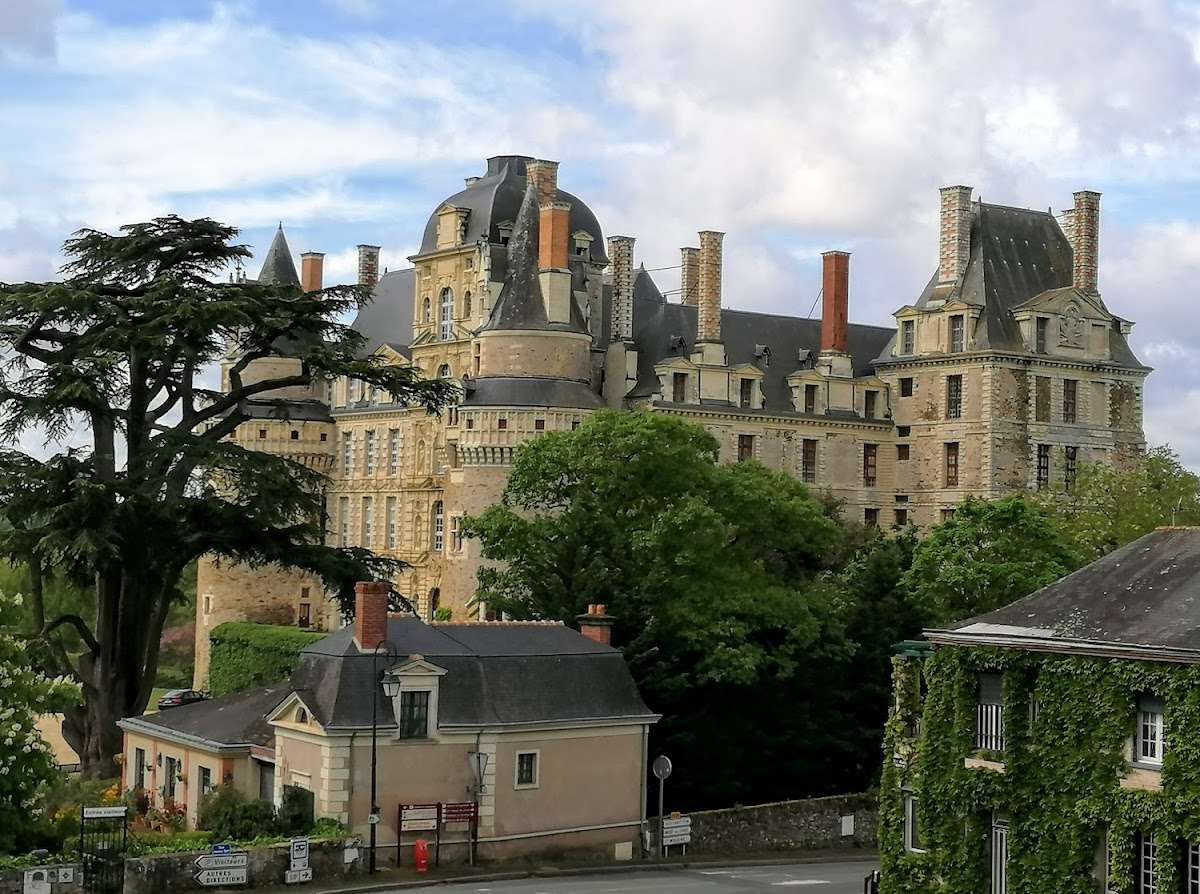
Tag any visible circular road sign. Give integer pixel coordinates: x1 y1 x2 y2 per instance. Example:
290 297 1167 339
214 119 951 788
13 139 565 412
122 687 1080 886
652 755 673 780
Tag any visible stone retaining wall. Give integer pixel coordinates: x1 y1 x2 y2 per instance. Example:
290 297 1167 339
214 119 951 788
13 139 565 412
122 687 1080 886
122 839 363 894
685 792 877 855
0 865 82 894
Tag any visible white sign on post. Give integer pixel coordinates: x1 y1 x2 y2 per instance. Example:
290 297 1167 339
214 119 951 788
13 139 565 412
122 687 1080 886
195 868 248 887
194 854 248 871
285 868 313 885
661 816 692 847
400 805 439 832
289 839 309 864
82 806 127 819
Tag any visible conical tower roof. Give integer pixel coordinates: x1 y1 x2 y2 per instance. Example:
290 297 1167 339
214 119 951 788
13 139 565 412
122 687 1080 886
257 224 300 287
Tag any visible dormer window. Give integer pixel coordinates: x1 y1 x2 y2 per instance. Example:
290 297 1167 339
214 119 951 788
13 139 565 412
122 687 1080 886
901 320 915 355
572 230 594 258
398 691 430 739
497 221 514 246
949 315 965 352
1035 317 1048 354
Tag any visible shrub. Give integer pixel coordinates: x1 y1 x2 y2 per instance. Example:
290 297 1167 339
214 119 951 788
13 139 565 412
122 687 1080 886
198 786 277 841
432 607 452 621
207 623 323 697
276 785 314 837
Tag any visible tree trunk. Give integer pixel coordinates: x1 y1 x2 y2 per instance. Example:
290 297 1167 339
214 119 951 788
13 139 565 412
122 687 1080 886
62 688 124 780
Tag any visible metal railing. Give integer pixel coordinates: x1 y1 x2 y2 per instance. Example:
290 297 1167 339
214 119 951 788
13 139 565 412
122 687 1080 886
975 703 1005 752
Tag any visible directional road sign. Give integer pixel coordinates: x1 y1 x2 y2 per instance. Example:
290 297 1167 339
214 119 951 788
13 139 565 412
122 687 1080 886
82 806 127 819
194 854 248 871
195 868 248 887
285 868 313 885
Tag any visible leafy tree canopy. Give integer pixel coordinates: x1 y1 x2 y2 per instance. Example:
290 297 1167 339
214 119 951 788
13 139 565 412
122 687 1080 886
903 495 1082 625
0 217 454 775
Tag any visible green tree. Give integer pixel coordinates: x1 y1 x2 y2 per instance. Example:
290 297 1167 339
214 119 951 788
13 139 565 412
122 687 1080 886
903 495 1081 625
1041 445 1200 560
0 592 81 852
0 217 455 776
467 411 853 806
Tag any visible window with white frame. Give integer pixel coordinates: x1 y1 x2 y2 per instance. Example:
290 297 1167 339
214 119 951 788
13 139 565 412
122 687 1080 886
975 673 1004 752
1187 840 1200 894
515 751 539 789
338 497 350 547
341 431 354 474
364 429 377 475
990 818 1008 894
439 288 454 340
432 501 444 551
398 690 430 739
388 429 401 475
1136 696 1164 765
438 363 451 379
450 515 463 552
903 794 924 853
385 497 398 550
360 496 373 548
1140 834 1158 894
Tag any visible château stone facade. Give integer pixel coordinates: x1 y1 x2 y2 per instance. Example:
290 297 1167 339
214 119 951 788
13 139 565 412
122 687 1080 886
192 155 1149 687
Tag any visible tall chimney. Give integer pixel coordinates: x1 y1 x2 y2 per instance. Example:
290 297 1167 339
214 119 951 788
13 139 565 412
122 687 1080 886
539 201 571 271
525 159 559 206
577 603 614 647
608 235 635 341
354 580 390 652
938 185 973 285
357 244 381 290
680 246 700 306
300 251 324 293
820 251 850 354
697 230 724 343
1072 190 1101 294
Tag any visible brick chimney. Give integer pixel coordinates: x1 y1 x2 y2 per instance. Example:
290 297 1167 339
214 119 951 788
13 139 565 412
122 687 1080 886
1072 190 1101 294
354 580 390 652
300 252 324 293
577 603 614 646
820 250 850 354
608 235 635 341
357 244 381 290
697 230 724 343
539 200 571 271
680 246 700 306
938 185 972 285
526 159 559 205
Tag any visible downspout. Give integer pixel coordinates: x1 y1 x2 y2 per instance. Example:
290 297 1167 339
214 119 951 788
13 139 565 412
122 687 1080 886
639 724 649 855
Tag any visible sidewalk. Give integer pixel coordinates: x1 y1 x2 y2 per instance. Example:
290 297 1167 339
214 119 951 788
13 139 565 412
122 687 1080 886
277 849 879 893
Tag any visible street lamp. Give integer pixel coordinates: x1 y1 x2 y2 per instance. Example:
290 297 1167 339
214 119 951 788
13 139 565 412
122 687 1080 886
369 639 399 873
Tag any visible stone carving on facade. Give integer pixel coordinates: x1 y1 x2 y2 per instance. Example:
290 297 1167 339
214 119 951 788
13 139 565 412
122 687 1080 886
1059 301 1085 348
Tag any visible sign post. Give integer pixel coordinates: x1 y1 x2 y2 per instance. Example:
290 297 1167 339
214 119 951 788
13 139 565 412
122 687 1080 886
193 850 248 887
651 755 672 859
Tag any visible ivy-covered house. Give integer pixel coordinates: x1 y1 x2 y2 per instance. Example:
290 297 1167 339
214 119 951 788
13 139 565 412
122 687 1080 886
881 527 1200 894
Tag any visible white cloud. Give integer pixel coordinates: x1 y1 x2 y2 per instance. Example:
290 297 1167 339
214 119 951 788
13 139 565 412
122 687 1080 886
0 0 60 61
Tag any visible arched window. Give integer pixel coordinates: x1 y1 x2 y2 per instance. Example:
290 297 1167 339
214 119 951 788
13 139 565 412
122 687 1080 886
439 288 454 340
422 297 431 323
463 291 472 318
438 363 451 379
432 501 444 551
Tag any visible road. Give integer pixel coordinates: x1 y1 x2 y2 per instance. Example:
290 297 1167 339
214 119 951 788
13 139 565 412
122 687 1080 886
405 860 878 892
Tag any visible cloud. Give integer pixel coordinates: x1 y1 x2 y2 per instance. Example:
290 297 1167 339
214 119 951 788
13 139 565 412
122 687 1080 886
0 0 60 61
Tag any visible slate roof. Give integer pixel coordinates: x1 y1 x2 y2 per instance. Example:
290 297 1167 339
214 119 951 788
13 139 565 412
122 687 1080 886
928 528 1200 661
629 267 895 410
256 226 301 287
287 618 656 730
119 686 287 749
461 377 604 409
350 268 415 357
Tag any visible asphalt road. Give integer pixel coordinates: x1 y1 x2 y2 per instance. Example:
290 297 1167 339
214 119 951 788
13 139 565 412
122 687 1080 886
408 860 878 892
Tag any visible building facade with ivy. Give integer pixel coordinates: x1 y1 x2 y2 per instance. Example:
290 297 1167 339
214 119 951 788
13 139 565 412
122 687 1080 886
881 527 1200 894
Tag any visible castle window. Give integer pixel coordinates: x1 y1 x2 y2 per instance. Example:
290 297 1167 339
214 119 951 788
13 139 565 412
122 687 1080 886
801 439 817 484
534 419 545 431
432 501 444 551
672 372 688 403
899 377 913 397
941 508 956 522
1036 444 1050 490
898 425 910 437
901 320 915 355
361 496 373 548
949 315 965 352
1063 378 1077 423
497 418 508 430
739 378 754 408
341 431 354 474
258 429 267 439
463 291 472 317
203 595 212 616
438 363 451 379
863 444 878 487
1065 446 1078 491
864 390 878 420
364 430 377 475
450 515 463 552
737 434 755 462
466 418 474 430
945 442 959 487
388 429 401 475
422 297 431 323
1035 376 1051 422
338 496 350 547
571 420 581 430
894 508 908 527
804 383 818 414
897 444 910 461
473 342 481 376
864 508 879 527
439 288 454 340
386 496 397 549
1035 316 1048 354
290 430 299 440
297 603 310 628
946 375 962 419
320 433 327 442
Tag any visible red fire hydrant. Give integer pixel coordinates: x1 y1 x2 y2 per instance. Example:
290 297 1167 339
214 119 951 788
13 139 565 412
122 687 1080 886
414 839 429 873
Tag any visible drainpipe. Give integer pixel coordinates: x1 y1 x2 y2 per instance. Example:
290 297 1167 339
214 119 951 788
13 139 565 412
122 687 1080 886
639 725 649 856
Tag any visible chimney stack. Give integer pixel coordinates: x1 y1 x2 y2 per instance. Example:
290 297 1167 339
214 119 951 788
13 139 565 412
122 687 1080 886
938 185 973 285
608 235 635 341
680 246 700 306
357 244 381 290
697 230 724 343
820 251 850 354
354 580 390 652
577 603 614 646
1072 190 1101 294
525 159 559 205
300 251 324 293
539 200 571 271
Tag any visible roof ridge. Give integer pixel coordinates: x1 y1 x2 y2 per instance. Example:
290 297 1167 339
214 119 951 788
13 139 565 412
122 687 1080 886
432 620 565 626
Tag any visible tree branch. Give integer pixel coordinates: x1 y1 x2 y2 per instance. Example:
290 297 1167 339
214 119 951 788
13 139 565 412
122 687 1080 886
44 613 101 655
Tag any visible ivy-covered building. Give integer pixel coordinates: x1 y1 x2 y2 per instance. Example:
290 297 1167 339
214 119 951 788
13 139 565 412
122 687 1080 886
881 527 1200 894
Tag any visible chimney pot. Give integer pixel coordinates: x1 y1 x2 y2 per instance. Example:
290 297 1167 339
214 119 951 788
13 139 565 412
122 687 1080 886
577 604 614 646
938 185 973 284
354 580 390 652
608 236 636 341
1071 190 1101 294
697 230 724 343
820 250 850 354
357 244 381 290
300 251 324 293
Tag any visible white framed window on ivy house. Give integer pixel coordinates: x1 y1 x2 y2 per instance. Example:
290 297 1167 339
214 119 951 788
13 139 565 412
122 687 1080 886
903 793 925 853
1136 695 1164 766
975 673 1004 752
1186 840 1200 894
1139 833 1159 894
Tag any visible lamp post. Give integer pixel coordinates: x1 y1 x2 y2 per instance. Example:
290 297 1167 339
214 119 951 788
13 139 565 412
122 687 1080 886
466 749 489 867
369 639 399 873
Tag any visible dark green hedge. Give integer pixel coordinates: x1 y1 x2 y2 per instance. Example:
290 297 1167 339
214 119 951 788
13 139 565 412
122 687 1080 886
208 622 324 697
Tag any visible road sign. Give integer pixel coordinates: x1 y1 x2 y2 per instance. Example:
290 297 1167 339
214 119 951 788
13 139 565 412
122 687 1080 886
661 815 691 847
284 868 312 885
662 817 691 831
652 755 672 780
366 813 380 826
442 802 477 823
211 844 232 855
400 804 439 832
289 858 308 871
82 806 127 819
194 854 248 870
195 868 248 887
289 838 309 864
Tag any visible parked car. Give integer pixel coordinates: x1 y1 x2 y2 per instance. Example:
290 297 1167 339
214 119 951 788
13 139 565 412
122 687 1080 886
156 689 207 710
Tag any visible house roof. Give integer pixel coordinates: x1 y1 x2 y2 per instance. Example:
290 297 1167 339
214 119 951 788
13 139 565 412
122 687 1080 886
119 686 287 750
461 376 604 409
287 617 657 730
256 226 301 288
350 268 415 358
928 528 1200 662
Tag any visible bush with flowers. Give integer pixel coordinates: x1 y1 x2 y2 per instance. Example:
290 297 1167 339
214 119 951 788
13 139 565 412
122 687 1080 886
0 591 81 853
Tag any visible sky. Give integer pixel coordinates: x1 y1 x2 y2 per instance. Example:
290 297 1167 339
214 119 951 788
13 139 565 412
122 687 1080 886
4 0 1200 463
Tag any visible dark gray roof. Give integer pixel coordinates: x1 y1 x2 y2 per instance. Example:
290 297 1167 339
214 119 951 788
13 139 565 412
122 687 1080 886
418 156 607 266
123 686 286 748
241 399 333 422
889 202 1144 368
932 528 1200 660
351 268 415 357
288 618 655 729
256 226 300 287
478 178 589 334
629 267 894 409
461 376 603 409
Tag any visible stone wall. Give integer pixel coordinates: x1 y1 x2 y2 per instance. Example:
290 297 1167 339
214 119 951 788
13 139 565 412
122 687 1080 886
685 793 877 855
0 864 81 894
122 839 363 894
